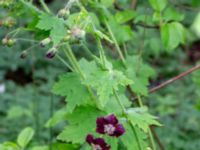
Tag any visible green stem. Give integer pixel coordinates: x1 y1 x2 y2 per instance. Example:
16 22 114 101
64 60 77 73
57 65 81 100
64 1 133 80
105 21 126 66
66 43 85 78
137 95 157 150
19 0 42 14
81 41 96 59
39 0 51 14
97 37 106 68
56 54 74 71
113 89 143 150
63 48 77 72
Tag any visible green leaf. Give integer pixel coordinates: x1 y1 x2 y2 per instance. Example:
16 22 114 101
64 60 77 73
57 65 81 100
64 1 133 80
163 6 185 22
52 72 92 113
115 10 136 24
31 146 49 150
57 106 105 144
36 13 67 44
79 59 133 107
2 142 20 150
17 127 35 148
192 12 200 38
161 22 185 51
52 143 79 150
149 0 167 12
127 107 162 132
108 16 134 44
125 55 155 96
104 94 131 115
100 0 114 7
45 108 67 127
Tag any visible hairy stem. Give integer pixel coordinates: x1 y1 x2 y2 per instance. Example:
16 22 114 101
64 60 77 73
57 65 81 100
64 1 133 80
113 89 143 150
39 0 51 13
137 95 157 150
105 21 126 66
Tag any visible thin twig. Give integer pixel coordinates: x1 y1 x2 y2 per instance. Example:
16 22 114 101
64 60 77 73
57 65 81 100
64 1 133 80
131 0 137 9
150 126 165 150
149 64 200 94
130 64 200 101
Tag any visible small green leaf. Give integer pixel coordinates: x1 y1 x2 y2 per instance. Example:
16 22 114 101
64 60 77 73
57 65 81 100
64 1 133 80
163 6 185 22
161 22 185 51
192 12 200 38
115 10 136 24
127 107 162 132
36 13 67 45
149 0 167 12
17 127 35 148
45 108 67 128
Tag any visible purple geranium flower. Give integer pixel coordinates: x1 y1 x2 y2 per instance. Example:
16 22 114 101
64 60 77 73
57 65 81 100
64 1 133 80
86 134 110 150
96 114 125 137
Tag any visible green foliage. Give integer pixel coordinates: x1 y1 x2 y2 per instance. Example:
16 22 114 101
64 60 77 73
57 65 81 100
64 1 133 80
17 127 35 148
125 56 155 96
161 22 186 51
1 0 200 150
36 13 67 44
149 0 167 12
52 72 92 113
79 59 133 107
127 107 161 132
192 12 200 38
57 106 105 144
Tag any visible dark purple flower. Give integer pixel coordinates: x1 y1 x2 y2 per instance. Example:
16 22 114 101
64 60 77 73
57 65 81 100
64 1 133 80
96 114 125 137
86 134 110 150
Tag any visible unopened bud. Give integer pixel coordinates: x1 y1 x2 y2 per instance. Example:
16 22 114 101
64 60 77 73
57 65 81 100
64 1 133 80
46 47 57 59
40 37 51 47
70 27 86 39
20 50 28 59
2 38 8 45
7 38 16 47
63 35 70 42
3 17 16 28
58 9 70 18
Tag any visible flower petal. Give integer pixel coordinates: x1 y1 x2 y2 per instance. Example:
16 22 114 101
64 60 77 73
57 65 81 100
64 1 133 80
86 134 94 144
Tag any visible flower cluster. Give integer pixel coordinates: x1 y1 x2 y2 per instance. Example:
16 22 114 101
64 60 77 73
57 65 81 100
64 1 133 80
86 114 125 150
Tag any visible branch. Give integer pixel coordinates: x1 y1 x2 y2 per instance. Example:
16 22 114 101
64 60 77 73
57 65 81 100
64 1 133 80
135 23 160 29
149 64 200 94
131 0 137 9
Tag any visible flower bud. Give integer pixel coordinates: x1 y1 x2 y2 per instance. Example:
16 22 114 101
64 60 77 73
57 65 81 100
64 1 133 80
63 35 70 42
70 27 86 40
46 47 57 59
7 38 16 47
2 38 8 45
58 9 70 18
20 50 28 59
3 17 16 28
40 37 51 47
